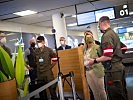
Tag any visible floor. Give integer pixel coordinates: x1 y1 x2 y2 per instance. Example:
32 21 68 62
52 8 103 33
28 63 133 100
125 63 133 100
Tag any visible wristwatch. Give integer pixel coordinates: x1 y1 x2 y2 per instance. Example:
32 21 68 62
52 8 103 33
94 58 98 63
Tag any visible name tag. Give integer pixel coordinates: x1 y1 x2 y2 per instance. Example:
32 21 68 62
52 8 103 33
39 58 44 62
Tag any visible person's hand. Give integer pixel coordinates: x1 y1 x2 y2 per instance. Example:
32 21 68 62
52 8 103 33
88 58 94 66
28 67 33 71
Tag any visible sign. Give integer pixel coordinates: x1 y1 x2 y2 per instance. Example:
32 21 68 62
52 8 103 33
114 4 129 19
95 7 115 22
77 11 96 26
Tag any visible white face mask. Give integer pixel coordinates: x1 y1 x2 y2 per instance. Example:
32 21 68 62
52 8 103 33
38 43 43 48
60 41 65 45
0 37 6 44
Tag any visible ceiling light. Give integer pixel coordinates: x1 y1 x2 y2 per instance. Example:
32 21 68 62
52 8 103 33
129 11 133 15
72 15 76 18
7 33 16 36
13 10 37 16
67 23 77 27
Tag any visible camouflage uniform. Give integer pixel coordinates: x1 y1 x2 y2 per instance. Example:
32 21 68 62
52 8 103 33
35 46 57 100
101 28 127 100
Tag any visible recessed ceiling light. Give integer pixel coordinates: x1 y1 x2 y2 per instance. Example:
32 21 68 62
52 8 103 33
13 10 37 16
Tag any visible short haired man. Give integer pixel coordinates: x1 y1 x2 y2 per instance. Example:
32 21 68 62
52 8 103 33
35 36 58 100
87 16 127 100
57 37 71 50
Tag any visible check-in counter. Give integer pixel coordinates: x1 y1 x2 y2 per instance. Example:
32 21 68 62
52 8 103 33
52 47 90 100
122 48 133 64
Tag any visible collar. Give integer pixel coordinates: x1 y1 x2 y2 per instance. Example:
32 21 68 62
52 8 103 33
104 28 111 33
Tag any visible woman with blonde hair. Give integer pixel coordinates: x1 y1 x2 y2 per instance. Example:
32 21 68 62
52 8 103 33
84 30 107 100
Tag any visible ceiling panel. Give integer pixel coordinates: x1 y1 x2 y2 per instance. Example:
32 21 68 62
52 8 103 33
0 0 132 31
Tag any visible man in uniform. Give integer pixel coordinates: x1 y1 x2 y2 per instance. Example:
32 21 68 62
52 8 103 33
87 16 127 100
35 36 58 100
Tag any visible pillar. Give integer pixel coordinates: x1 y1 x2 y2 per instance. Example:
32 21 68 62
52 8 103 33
52 13 68 48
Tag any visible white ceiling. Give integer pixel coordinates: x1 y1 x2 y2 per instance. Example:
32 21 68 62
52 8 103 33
0 0 133 31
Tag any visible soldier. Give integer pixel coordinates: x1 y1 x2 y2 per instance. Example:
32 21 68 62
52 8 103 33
35 36 58 100
87 16 127 100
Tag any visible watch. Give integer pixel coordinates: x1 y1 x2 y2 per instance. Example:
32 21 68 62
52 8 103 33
94 58 98 63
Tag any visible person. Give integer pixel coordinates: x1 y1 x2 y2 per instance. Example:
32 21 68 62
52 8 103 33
0 33 12 77
25 38 37 84
78 43 84 47
35 36 58 100
87 16 127 100
84 31 101 45
83 30 107 100
57 37 71 50
0 33 11 57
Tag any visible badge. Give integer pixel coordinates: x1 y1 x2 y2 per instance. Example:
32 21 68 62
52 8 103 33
39 58 44 62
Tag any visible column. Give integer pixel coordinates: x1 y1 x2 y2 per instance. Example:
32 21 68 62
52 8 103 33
52 13 68 48
90 23 99 41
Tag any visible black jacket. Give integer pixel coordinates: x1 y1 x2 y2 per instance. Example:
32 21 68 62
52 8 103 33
57 45 71 50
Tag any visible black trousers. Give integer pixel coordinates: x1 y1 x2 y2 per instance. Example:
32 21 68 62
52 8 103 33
37 70 58 100
29 81 49 100
29 68 37 83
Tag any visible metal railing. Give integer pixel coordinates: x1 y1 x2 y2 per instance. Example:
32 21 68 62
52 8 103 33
19 71 77 100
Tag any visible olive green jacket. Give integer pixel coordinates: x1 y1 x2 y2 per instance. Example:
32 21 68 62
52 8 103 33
84 44 105 78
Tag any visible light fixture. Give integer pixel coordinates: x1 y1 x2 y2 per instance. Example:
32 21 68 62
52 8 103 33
129 11 133 15
67 23 77 27
72 15 76 18
13 10 37 16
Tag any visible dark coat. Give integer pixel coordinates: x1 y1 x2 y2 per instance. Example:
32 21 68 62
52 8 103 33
57 45 71 50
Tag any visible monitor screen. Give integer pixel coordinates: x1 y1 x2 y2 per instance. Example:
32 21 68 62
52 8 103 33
95 7 115 22
76 11 96 26
117 28 127 34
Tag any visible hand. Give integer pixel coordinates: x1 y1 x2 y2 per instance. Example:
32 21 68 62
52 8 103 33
88 58 94 66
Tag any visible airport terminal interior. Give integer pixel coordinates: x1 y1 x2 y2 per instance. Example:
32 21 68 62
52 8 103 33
0 0 133 100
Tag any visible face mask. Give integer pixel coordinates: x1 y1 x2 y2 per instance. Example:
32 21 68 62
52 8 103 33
0 37 6 44
100 29 106 33
38 43 43 48
60 41 65 45
31 43 35 47
86 37 94 44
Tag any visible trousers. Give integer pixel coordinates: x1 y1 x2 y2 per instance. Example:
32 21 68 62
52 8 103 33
86 70 107 100
105 70 127 100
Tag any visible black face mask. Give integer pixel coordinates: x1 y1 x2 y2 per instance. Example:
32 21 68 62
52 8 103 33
100 29 106 33
30 43 35 47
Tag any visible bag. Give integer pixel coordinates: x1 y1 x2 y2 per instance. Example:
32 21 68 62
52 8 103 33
102 60 112 70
